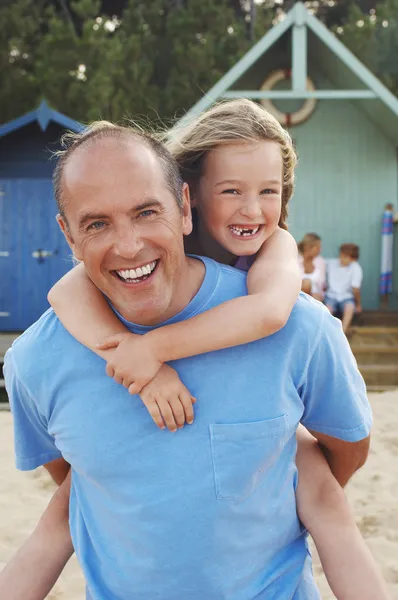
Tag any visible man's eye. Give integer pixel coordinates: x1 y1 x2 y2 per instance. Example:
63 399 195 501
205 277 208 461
139 210 156 218
87 221 106 231
221 189 239 195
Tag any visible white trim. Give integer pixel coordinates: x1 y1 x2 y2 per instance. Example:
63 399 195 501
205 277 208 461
305 9 398 115
173 1 398 131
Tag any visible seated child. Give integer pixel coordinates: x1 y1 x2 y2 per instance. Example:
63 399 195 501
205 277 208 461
297 233 326 301
325 243 363 333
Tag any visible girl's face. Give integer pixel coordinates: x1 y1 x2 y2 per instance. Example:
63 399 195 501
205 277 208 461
194 140 283 257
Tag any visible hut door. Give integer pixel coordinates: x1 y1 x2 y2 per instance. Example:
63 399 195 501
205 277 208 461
0 179 72 331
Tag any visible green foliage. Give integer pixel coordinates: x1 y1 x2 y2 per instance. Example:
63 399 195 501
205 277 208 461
0 0 396 126
335 0 398 97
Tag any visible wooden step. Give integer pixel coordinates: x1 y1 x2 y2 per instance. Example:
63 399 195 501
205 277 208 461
359 311 398 326
358 364 398 387
349 327 398 346
351 345 398 364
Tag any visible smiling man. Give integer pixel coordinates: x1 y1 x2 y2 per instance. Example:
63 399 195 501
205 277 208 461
3 123 372 600
56 127 203 326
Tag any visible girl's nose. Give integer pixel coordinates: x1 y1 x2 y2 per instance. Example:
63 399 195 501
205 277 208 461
239 197 263 219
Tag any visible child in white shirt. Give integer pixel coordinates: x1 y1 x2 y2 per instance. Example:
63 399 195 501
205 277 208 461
325 243 363 333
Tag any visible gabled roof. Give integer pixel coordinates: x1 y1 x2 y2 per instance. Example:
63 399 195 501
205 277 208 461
0 99 84 138
174 2 398 142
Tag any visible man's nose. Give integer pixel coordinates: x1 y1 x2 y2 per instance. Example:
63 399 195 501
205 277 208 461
239 196 263 219
113 227 144 258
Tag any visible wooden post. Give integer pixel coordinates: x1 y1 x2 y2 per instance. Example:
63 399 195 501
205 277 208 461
292 2 307 91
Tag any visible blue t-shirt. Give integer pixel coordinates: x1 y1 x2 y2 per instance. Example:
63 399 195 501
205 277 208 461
4 257 371 600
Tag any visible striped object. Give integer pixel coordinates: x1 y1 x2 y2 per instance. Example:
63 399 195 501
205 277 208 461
380 208 394 295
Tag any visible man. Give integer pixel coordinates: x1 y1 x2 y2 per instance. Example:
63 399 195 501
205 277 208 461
4 125 371 599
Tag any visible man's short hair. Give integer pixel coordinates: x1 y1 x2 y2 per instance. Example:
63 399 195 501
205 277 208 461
53 121 184 219
339 243 360 260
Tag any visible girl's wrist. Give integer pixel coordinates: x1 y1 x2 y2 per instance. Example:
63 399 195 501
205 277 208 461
145 329 167 364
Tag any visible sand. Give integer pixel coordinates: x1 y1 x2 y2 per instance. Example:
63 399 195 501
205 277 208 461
1 391 398 599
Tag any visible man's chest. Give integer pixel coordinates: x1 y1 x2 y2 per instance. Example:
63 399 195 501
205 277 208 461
43 346 303 488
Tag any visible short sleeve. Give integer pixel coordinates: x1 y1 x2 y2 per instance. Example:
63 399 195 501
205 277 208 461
299 309 372 441
3 350 62 471
351 263 363 289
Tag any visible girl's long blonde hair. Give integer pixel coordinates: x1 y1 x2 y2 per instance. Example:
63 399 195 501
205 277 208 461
166 99 298 230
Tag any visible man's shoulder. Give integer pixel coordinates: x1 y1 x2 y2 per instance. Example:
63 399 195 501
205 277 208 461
288 293 329 339
6 308 76 381
199 257 248 304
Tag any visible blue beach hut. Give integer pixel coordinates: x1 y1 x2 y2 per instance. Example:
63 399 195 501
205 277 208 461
0 100 84 331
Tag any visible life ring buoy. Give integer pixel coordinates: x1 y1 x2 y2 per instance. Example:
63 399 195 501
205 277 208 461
260 69 317 127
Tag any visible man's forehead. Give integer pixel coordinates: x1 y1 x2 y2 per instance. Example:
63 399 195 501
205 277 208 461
64 137 161 183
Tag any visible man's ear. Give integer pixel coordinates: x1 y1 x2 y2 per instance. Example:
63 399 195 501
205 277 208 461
181 183 193 237
56 214 83 261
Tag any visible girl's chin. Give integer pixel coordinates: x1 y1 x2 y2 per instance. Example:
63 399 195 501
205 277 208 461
226 237 266 256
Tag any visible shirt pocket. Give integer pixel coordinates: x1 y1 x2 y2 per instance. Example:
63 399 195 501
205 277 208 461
209 415 287 501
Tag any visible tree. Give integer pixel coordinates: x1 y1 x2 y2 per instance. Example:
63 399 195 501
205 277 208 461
0 0 396 126
334 0 398 97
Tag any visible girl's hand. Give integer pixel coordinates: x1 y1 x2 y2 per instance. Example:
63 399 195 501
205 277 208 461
139 364 197 432
98 333 162 395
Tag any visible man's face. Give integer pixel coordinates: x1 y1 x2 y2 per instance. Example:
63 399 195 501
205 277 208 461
57 138 193 325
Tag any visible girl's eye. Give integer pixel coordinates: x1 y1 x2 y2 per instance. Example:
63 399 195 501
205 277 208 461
261 188 279 195
139 210 156 218
87 221 106 231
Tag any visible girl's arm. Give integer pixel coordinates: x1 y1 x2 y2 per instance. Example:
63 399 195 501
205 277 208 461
296 428 390 600
49 265 195 432
0 474 73 600
101 227 301 391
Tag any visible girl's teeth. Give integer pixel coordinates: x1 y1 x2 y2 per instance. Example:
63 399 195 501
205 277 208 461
230 226 260 236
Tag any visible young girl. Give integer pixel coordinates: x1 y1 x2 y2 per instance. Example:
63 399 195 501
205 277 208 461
1 100 389 600
298 232 326 301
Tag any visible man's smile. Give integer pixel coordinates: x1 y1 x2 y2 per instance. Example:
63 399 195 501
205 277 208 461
111 260 159 284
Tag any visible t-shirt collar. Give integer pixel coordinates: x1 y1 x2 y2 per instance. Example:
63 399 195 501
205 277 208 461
110 256 220 334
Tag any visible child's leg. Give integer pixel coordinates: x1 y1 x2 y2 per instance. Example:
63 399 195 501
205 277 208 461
0 473 73 600
324 295 336 314
296 427 390 600
341 301 355 333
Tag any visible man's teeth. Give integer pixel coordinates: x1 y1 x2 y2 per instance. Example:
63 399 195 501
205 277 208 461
116 261 157 281
230 225 260 237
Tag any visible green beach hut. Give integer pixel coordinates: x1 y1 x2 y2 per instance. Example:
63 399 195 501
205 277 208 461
175 2 398 310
